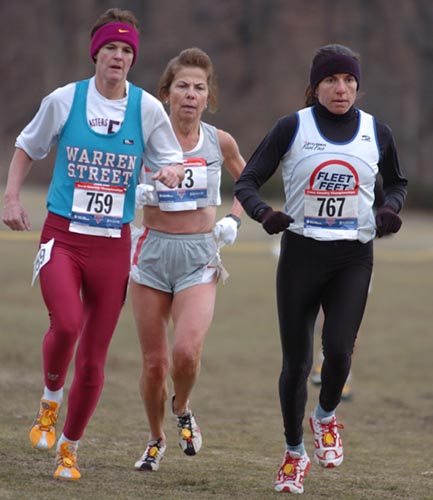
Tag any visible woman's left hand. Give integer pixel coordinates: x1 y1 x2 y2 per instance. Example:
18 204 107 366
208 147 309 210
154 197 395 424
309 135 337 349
152 164 184 189
214 216 239 246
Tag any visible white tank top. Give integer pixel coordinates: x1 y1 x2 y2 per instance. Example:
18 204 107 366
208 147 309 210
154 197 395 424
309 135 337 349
141 121 223 211
282 107 379 243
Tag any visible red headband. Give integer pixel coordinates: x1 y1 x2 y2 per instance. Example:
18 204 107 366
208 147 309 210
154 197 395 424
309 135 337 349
90 22 139 66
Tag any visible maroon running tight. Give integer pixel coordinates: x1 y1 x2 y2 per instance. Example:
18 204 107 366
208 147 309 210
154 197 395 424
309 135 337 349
38 212 130 441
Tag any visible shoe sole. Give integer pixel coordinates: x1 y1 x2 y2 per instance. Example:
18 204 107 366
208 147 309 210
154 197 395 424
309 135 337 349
314 454 344 468
183 446 197 456
54 468 81 480
32 443 52 452
135 464 159 471
275 484 304 493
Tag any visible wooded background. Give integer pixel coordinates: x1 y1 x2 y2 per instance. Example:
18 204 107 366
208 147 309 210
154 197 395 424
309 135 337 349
1 0 432 208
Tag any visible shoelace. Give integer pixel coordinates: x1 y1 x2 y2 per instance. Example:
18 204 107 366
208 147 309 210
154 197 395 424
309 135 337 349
280 455 303 479
318 419 344 446
177 413 194 441
58 444 77 467
143 440 163 464
37 408 58 430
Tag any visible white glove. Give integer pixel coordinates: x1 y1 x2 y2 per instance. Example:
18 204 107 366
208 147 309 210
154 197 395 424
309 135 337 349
135 184 155 208
213 216 239 246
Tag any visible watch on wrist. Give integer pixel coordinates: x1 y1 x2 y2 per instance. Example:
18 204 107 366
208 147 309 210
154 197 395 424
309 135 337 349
226 213 241 228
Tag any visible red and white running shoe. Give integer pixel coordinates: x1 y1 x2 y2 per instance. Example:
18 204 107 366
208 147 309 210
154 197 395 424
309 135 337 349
274 450 311 494
309 413 344 468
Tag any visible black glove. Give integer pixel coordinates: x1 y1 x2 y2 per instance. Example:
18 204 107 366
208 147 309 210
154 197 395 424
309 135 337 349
375 205 402 238
260 208 294 235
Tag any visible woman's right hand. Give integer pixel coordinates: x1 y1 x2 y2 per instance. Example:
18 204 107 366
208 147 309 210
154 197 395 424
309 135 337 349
2 148 34 231
2 198 31 231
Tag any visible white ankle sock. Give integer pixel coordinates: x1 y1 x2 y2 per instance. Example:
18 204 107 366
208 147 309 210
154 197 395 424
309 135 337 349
43 387 63 405
57 433 79 451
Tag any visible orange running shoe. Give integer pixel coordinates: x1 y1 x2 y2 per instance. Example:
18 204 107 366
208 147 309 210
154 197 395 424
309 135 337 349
54 441 81 480
29 399 59 451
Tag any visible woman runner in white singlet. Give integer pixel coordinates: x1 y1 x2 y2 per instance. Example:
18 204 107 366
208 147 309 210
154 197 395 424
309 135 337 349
234 44 407 494
130 47 246 472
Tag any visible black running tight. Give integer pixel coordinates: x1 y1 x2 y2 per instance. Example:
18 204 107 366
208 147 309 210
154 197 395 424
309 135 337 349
276 230 373 445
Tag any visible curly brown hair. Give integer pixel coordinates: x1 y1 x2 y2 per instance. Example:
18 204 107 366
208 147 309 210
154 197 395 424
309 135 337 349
158 47 218 113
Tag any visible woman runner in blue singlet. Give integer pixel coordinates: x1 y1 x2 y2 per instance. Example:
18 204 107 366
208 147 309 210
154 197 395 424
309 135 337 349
2 8 183 481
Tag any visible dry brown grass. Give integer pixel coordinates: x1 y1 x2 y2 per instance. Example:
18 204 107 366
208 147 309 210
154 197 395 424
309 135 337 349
0 189 432 499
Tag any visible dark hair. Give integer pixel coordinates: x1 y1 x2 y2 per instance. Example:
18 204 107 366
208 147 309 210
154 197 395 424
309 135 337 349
304 44 360 107
158 47 218 113
90 8 139 37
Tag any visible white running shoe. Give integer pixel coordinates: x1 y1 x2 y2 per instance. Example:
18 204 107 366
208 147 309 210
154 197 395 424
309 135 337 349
176 410 202 456
134 439 166 472
274 450 311 494
309 412 344 468
172 395 202 456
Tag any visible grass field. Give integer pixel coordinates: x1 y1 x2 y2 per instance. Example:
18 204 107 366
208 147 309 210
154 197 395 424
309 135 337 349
1 189 432 500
